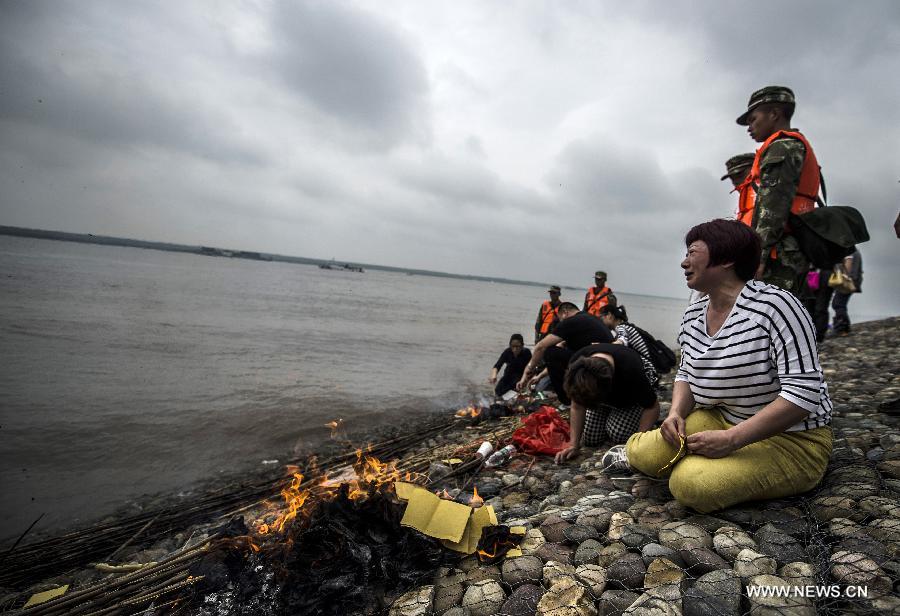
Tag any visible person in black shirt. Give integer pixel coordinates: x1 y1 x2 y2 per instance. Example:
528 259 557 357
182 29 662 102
490 334 532 397
555 343 659 463
517 302 614 404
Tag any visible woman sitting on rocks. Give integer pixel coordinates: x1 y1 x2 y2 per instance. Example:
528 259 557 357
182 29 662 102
604 219 833 513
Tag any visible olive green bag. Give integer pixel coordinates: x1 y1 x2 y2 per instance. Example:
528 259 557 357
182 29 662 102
789 205 870 270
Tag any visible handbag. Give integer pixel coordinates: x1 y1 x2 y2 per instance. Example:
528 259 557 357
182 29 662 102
828 268 856 294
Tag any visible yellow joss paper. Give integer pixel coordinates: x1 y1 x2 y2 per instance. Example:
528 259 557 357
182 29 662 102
24 585 69 607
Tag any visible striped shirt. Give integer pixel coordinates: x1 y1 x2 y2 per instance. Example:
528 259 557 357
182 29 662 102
615 323 651 361
676 280 832 431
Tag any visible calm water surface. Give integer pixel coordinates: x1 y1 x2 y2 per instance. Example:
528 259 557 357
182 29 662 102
0 236 686 538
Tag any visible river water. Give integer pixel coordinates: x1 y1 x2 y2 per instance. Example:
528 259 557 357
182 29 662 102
0 236 687 538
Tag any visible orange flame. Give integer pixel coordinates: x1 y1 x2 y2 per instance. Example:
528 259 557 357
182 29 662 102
470 485 483 508
254 449 425 536
455 405 481 418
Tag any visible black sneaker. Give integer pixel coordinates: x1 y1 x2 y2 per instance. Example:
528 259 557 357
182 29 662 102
599 444 630 473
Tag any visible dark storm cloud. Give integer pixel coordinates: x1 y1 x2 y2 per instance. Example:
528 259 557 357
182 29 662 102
267 1 430 148
0 2 260 165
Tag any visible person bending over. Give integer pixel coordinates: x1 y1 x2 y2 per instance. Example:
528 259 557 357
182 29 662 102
599 304 659 388
517 302 614 404
603 219 832 513
554 343 660 463
490 334 532 397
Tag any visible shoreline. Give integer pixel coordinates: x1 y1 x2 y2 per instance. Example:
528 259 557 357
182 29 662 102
2 317 898 614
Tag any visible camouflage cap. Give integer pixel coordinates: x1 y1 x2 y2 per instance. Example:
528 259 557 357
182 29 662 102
548 285 561 293
594 270 607 279
736 86 796 125
720 153 756 181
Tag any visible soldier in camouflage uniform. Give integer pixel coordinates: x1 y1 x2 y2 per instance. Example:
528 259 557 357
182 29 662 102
721 153 755 189
736 86 821 299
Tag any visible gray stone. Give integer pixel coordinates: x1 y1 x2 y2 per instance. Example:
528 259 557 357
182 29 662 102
658 521 712 550
597 590 640 616
829 550 892 590
746 574 814 615
734 548 777 580
860 495 900 519
537 576 597 615
683 568 741 616
624 593 681 615
607 552 646 591
758 508 808 538
754 523 807 568
778 562 815 589
536 542 574 565
811 496 861 522
441 608 471 616
683 514 733 534
867 518 900 544
644 557 684 590
574 539 604 566
825 482 880 501
575 564 607 599
565 523 601 545
522 528 548 556
540 515 572 543
576 507 614 533
433 578 465 614
502 555 543 589
607 512 634 542
390 585 435 616
598 542 628 567
712 527 756 562
836 534 892 565
498 584 543 616
677 546 730 575
641 543 684 567
542 560 577 588
620 523 658 550
828 517 863 539
461 580 506 616
464 564 501 584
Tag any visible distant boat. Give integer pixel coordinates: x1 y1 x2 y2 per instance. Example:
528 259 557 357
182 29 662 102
319 259 364 273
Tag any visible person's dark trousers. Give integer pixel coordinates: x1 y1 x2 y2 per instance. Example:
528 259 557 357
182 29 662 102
494 375 518 397
832 291 852 333
803 274 834 343
544 346 574 405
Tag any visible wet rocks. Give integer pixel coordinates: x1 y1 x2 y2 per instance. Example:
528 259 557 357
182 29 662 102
658 521 712 550
683 568 741 616
461 579 506 616
498 584 543 616
606 552 646 591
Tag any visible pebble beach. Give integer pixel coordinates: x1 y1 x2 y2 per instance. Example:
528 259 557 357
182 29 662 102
4 317 899 616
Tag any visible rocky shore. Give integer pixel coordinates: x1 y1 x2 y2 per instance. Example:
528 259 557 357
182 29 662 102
386 317 900 616
4 317 898 615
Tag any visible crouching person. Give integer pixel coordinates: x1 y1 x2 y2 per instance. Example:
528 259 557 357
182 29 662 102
554 343 660 464
613 219 833 513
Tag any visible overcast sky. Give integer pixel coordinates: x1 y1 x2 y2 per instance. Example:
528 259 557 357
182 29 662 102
1 1 898 314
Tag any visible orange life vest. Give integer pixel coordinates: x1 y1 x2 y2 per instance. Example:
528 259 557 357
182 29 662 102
734 183 757 227
737 129 820 229
584 286 611 317
538 301 559 334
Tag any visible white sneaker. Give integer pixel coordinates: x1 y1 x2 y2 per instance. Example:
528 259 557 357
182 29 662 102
599 444 630 473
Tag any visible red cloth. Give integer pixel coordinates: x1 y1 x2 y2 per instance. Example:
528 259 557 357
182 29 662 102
511 406 571 456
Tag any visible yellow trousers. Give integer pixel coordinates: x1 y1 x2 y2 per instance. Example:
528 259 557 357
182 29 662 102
625 407 832 513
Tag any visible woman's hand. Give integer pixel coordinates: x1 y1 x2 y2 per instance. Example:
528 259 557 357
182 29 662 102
686 429 737 458
554 444 580 464
660 414 685 446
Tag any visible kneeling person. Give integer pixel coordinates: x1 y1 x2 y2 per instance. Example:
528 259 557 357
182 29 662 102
554 343 660 464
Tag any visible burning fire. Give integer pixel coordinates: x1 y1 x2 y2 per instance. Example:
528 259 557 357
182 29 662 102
469 486 483 508
455 405 481 419
255 449 423 536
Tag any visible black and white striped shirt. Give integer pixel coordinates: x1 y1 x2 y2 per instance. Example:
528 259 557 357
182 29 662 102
676 280 832 431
